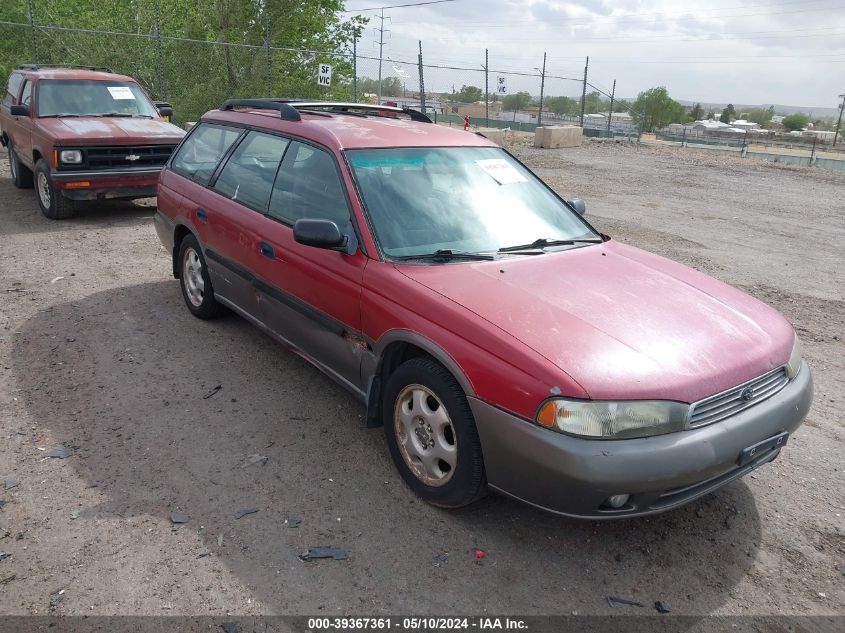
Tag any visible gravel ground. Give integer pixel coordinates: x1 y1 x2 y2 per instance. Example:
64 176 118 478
0 142 843 618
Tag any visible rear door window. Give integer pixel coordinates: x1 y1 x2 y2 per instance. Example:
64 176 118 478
169 123 242 185
213 131 289 212
268 141 350 225
3 73 22 106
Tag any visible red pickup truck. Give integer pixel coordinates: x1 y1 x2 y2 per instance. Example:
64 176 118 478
1 65 184 219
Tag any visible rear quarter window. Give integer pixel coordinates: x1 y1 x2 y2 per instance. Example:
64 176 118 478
169 123 242 185
4 73 23 107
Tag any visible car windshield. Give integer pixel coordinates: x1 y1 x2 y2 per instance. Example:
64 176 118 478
37 80 158 117
346 147 599 259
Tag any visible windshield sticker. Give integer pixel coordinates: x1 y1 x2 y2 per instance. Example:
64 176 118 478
107 86 136 100
475 158 527 185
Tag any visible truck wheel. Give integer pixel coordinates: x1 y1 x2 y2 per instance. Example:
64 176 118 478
383 357 487 508
35 159 76 219
8 146 33 189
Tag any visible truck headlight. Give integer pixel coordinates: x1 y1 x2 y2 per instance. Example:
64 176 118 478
786 335 802 379
536 398 689 439
60 150 83 164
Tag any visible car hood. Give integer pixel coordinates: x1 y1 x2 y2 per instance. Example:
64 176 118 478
35 117 185 144
396 240 795 403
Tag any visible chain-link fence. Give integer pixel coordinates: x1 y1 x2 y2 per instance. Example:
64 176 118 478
1 1 626 131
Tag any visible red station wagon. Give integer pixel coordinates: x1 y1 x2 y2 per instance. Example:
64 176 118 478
1 65 184 219
154 100 812 518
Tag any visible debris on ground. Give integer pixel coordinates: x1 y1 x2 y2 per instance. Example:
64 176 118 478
44 445 74 459
234 507 259 520
0 500 5 510
606 596 645 608
284 516 302 528
169 511 190 524
299 547 348 561
217 534 223 547
241 454 269 468
50 276 65 284
654 601 671 613
1 575 16 586
434 553 449 567
49 587 66 611
0 552 10 562
4 478 17 490
70 510 80 520
474 549 486 559
202 385 222 399
221 622 239 633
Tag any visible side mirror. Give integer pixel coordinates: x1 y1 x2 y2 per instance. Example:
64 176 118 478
294 219 348 250
568 198 586 216
155 101 173 121
10 104 29 117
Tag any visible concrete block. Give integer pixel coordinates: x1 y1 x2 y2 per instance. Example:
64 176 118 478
534 125 582 149
475 127 505 146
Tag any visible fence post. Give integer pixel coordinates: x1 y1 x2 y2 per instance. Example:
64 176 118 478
418 40 426 116
682 128 687 147
537 52 546 127
263 8 271 97
27 0 37 63
580 55 589 127
154 0 166 98
484 48 489 128
606 78 615 138
810 136 817 166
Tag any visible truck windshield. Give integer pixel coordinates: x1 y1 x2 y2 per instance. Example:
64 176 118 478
37 80 158 118
346 146 600 259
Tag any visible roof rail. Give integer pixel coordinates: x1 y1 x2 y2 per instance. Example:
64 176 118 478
220 99 302 121
281 101 432 123
18 64 114 73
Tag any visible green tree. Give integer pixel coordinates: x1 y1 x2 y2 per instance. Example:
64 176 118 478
782 113 810 131
454 85 483 103
546 95 579 115
689 103 705 121
503 91 531 121
719 103 736 124
747 106 775 127
628 86 687 132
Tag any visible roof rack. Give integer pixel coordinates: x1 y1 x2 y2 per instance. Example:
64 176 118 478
18 64 114 73
218 99 432 123
220 99 302 121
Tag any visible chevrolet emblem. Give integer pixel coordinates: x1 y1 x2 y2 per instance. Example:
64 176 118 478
126 154 141 162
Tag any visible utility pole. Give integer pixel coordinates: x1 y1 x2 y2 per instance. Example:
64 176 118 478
263 6 271 98
418 40 426 115
606 78 616 138
27 0 37 63
537 52 546 127
484 49 489 128
834 93 845 147
376 8 389 105
352 36 358 102
580 55 589 127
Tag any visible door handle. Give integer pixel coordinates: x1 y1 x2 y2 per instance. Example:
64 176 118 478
196 207 208 223
259 241 275 259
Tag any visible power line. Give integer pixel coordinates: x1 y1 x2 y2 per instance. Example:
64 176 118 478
343 0 458 12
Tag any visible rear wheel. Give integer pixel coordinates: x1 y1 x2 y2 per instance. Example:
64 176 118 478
35 159 75 219
383 357 487 508
178 234 224 319
8 146 33 189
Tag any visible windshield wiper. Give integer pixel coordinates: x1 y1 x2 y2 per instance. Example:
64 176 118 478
498 237 603 253
41 113 87 118
100 112 135 117
392 249 495 262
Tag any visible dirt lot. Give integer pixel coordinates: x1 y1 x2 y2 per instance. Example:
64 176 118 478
0 142 843 618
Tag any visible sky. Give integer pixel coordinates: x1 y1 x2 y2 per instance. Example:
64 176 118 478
343 0 845 110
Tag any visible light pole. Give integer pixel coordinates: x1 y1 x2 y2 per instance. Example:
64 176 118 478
834 93 845 147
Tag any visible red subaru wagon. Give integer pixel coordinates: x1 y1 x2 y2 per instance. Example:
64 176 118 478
155 99 812 519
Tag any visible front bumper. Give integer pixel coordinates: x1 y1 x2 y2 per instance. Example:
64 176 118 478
53 167 161 200
470 361 813 519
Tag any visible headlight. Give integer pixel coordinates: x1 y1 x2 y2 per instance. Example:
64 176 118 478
60 150 83 164
536 398 689 439
786 335 802 379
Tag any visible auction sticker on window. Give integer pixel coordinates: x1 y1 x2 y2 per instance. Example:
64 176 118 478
107 86 135 100
475 158 527 185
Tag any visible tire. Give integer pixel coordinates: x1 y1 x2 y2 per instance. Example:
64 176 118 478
8 145 33 189
34 159 76 219
383 357 487 508
177 234 224 319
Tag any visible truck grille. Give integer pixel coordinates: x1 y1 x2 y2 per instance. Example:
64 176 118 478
688 366 789 428
59 145 176 171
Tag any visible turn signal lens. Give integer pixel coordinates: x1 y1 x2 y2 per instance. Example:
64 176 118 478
64 181 90 189
537 401 556 428
786 335 802 379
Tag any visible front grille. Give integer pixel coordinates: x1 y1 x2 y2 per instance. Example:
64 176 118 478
59 145 176 171
688 366 789 428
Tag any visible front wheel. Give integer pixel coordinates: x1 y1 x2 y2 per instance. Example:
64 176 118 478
383 357 487 508
35 160 75 219
8 146 33 188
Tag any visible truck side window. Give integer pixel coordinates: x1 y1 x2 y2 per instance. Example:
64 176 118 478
20 80 32 107
3 73 22 107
